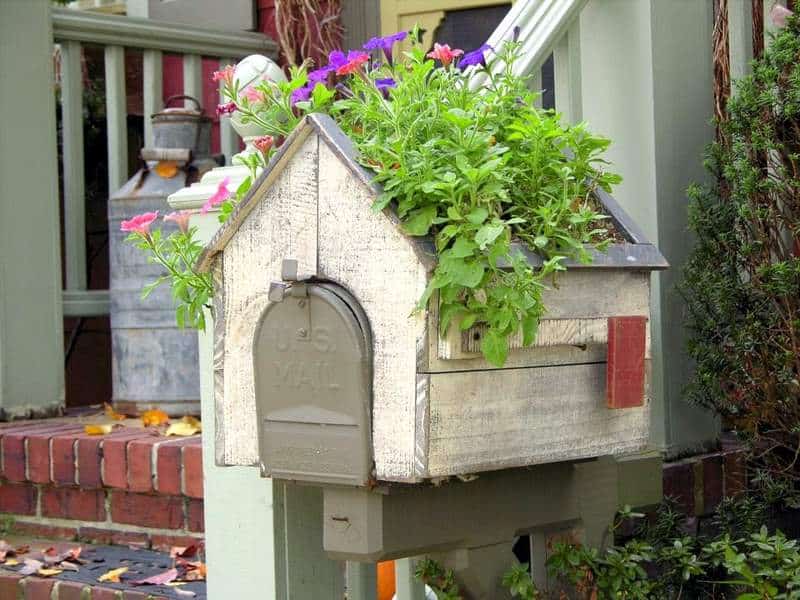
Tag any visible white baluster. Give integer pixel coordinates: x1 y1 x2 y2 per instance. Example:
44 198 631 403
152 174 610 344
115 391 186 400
143 49 163 146
183 53 203 106
104 44 128 193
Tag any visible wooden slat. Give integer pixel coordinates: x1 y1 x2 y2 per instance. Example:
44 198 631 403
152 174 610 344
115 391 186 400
143 49 163 147
461 317 609 355
182 53 202 108
104 44 128 193
553 20 583 123
424 362 649 477
219 57 239 164
52 7 276 57
60 40 87 291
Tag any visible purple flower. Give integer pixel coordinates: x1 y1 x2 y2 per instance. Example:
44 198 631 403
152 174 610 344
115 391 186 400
290 85 312 105
458 43 492 70
308 66 334 85
363 31 408 64
328 50 347 69
375 77 396 97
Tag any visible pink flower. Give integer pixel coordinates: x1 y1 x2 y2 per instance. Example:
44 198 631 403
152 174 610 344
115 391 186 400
771 4 793 27
254 135 274 156
242 86 265 103
163 210 192 233
335 51 370 75
120 211 159 236
201 177 232 214
427 43 463 67
215 102 237 116
212 65 235 85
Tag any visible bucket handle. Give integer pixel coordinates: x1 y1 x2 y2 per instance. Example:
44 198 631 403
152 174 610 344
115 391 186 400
163 95 203 112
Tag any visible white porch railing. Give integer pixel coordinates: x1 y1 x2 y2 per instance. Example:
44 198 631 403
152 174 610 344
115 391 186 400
52 7 277 317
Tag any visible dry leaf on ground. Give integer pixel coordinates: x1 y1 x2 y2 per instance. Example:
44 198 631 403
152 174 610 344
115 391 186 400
104 403 127 421
175 589 196 597
165 420 200 437
170 545 199 559
133 567 179 586
19 559 43 576
84 424 116 436
98 566 128 583
37 568 62 577
4 558 18 566
142 409 169 427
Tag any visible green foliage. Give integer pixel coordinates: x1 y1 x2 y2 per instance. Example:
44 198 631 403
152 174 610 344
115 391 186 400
222 32 619 365
681 17 800 476
415 558 463 600
502 563 540 599
127 227 213 330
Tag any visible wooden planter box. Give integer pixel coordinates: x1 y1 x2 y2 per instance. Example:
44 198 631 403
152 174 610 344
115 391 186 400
197 114 667 484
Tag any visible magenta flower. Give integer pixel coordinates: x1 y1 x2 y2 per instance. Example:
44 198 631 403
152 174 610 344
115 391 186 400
163 210 192 233
363 31 408 64
427 43 463 67
254 135 274 156
771 4 793 27
215 102 237 116
201 177 232 214
212 65 234 85
458 44 492 70
121 211 159 236
335 51 370 76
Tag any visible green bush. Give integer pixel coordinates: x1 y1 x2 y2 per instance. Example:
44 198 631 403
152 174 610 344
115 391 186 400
681 17 800 477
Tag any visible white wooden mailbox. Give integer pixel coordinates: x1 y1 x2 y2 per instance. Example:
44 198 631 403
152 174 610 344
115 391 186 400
196 113 667 486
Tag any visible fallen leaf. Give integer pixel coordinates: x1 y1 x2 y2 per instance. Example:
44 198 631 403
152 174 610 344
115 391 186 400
141 409 169 427
37 568 62 577
133 567 178 586
104 403 127 421
4 558 19 566
59 561 80 572
15 545 29 555
170 545 198 559
0 540 12 561
178 561 206 581
165 421 200 437
84 424 115 435
175 589 196 597
19 559 43 576
98 566 128 583
181 415 202 429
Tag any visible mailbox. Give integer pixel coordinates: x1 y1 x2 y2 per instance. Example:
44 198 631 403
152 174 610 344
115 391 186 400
196 113 667 487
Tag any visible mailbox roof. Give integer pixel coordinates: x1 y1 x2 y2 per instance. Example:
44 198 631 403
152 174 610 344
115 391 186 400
196 113 667 273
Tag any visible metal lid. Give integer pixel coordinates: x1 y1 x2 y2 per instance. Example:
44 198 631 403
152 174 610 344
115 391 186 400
151 95 211 124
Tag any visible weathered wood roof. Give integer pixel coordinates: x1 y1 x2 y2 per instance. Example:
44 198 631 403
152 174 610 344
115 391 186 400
196 112 667 273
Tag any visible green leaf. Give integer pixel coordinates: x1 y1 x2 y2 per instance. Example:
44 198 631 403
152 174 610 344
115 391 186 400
443 108 472 129
403 205 437 236
522 314 539 346
475 222 505 249
459 313 478 330
533 235 549 248
445 258 485 288
481 329 508 367
446 206 463 221
465 207 489 225
449 236 476 258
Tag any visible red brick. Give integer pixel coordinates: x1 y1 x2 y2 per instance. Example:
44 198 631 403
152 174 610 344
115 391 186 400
23 577 55 600
183 443 203 499
155 438 195 496
1 424 61 482
55 580 88 600
150 534 203 553
724 451 747 498
28 426 83 485
662 460 695 516
77 428 139 490
187 498 204 533
91 588 122 600
0 482 37 515
606 316 647 409
127 438 157 493
703 453 724 514
11 521 77 541
0 573 22 599
41 486 106 522
102 431 159 489
122 591 151 600
51 433 80 486
79 527 149 548
110 491 184 529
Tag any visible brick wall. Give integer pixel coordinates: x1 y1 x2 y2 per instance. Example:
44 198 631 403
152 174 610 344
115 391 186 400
0 421 203 551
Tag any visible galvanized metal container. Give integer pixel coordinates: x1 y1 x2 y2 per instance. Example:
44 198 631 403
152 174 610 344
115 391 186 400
109 96 219 416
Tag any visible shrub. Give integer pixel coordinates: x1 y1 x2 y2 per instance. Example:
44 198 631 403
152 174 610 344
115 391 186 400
681 15 800 477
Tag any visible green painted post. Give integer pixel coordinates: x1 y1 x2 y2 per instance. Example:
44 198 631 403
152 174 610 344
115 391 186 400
0 0 64 419
395 558 427 600
348 562 378 600
577 0 719 456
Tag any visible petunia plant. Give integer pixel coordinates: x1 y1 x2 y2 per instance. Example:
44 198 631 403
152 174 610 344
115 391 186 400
124 26 621 366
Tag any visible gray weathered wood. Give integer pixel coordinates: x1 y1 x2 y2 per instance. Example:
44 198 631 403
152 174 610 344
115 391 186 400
423 362 650 477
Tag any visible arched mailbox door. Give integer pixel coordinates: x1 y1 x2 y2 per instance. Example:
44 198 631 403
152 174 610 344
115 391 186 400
253 282 373 487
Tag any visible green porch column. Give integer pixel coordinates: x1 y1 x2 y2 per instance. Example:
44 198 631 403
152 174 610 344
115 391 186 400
0 0 64 419
577 0 719 455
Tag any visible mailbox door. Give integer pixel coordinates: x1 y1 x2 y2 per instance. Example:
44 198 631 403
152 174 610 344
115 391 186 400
253 283 372 486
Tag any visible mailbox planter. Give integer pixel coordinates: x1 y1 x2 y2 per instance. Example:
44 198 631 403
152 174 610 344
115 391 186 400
196 114 667 484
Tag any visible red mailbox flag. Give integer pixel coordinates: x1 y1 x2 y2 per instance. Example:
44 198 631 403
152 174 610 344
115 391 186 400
606 316 647 409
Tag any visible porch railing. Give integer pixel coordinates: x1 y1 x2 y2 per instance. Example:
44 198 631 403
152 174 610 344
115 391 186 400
52 7 277 317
